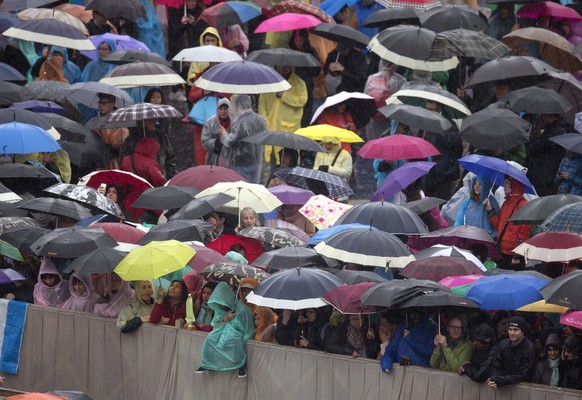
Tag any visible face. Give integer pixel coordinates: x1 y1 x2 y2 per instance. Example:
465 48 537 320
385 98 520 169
349 315 363 328
98 42 111 60
201 287 213 303
186 0 197 8
41 274 58 287
473 180 481 195
110 274 123 292
396 122 409 134
241 211 256 228
294 34 306 49
217 105 229 120
379 317 391 335
98 97 115 115
446 318 463 341
144 119 157 131
547 345 560 360
149 91 163 105
472 338 487 350
203 34 219 46
276 65 292 80
495 84 511 100
563 349 576 361
497 318 509 337
503 179 512 195
324 141 336 151
140 281 154 302
168 281 182 299
306 308 317 322
508 326 524 344
106 187 118 203
425 101 440 113
73 279 87 296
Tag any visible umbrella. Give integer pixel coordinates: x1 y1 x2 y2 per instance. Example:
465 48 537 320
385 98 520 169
0 81 35 106
409 225 497 255
198 1 262 27
186 242 229 273
399 256 485 282
63 247 126 274
88 222 145 244
0 239 23 261
368 25 458 72
40 113 88 143
45 391 93 400
43 183 123 218
310 91 376 126
413 244 486 271
334 269 388 285
245 267 343 310
0 164 58 196
103 50 171 66
54 4 93 23
428 29 511 61
561 310 582 330
0 122 61 154
0 217 40 236
360 278 450 308
517 1 582 20
542 202 582 234
298 195 352 230
334 201 429 235
0 62 26 81
0 226 50 254
114 240 196 281
362 8 420 29
371 161 436 202
13 100 64 116
169 193 236 220
517 299 568 313
84 0 146 21
550 132 582 153
374 0 441 11
263 218 312 243
267 185 314 205
3 18 95 51
0 108 53 131
255 13 323 33
395 289 480 312
458 154 536 194
81 33 150 61
403 197 446 215
314 227 415 268
137 219 210 244
536 72 582 125
322 282 383 314
194 60 291 94
466 274 547 310
541 270 582 309
486 268 552 282
65 81 134 109
419 5 488 33
16 7 88 34
241 131 325 153
167 165 246 191
0 182 21 203
24 81 71 103
172 45 242 63
513 231 582 262
287 167 355 199
238 226 305 249
0 268 26 283
100 62 186 89
509 194 582 224
295 124 363 143
104 103 182 123
460 107 532 151
31 227 118 258
499 87 572 115
310 23 370 47
252 246 328 270
307 223 378 245
16 197 92 221
438 274 483 289
357 133 441 161
200 262 270 288
206 234 265 263
378 104 454 134
265 0 336 24
464 56 557 88
246 48 321 68
59 137 109 169
388 84 471 119
132 186 200 210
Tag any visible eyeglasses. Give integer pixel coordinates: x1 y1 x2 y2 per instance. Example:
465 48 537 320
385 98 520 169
448 325 463 331
98 47 111 51
98 100 114 105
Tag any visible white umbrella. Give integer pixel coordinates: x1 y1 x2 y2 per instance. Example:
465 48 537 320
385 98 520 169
414 244 487 271
310 91 375 125
172 45 242 63
4 18 95 51
17 8 89 35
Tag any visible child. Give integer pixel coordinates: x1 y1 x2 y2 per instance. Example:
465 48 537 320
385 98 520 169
60 273 100 313
33 257 70 307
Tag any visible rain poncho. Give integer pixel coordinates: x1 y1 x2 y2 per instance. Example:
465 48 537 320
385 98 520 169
117 280 155 333
49 46 81 84
187 27 223 84
33 257 70 307
80 39 117 82
200 282 254 371
201 98 231 166
94 280 135 319
313 137 352 180
364 60 406 109
59 273 100 313
120 136 166 187
454 176 499 238
218 25 249 58
381 315 436 371
136 0 167 58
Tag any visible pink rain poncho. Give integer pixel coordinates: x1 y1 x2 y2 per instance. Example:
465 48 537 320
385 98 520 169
33 257 70 308
94 281 135 318
59 273 100 313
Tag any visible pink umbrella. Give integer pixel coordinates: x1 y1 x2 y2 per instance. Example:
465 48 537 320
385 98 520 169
357 134 441 160
561 310 582 330
255 13 323 33
438 274 484 289
322 282 384 314
299 195 352 230
517 1 582 21
89 222 145 244
186 242 229 273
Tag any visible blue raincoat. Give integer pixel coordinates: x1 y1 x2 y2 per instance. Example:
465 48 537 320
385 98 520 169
454 175 498 238
381 315 436 371
81 39 117 82
49 46 81 84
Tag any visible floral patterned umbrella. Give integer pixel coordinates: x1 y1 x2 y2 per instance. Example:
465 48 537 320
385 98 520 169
199 262 270 288
299 195 352 230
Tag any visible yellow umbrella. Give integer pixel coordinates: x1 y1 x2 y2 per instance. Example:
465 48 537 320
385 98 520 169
516 299 568 314
295 124 364 143
114 240 196 281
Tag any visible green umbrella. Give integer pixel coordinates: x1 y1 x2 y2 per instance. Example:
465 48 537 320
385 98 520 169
0 239 23 261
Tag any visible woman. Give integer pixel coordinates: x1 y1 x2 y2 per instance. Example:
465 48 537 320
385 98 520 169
60 273 100 313
254 306 278 344
276 204 315 237
532 333 561 386
325 314 380 359
94 273 135 318
193 281 218 328
430 316 473 372
313 136 352 183
117 280 155 333
36 58 68 83
201 98 231 166
295 308 330 351
236 207 261 233
150 279 188 327
33 257 70 307
455 175 498 238
145 88 164 105
81 39 116 82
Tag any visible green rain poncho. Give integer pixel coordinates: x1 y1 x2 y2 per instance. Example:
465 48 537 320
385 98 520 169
200 282 255 371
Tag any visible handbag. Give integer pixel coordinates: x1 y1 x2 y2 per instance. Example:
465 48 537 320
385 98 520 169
188 96 219 125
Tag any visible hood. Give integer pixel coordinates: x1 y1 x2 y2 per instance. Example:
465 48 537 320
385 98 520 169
199 27 223 47
322 136 341 145
470 322 496 345
208 281 236 313
545 333 561 349
217 97 230 110
463 172 475 190
97 39 116 59
37 257 63 287
134 280 153 307
49 46 69 63
470 175 493 203
134 137 160 159
68 272 95 299
509 178 525 197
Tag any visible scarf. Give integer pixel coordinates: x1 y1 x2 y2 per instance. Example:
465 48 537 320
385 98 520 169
549 357 560 386
347 323 365 352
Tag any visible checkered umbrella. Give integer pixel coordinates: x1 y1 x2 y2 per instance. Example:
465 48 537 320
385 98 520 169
105 103 182 123
100 62 186 89
265 0 336 23
287 167 354 199
16 197 93 220
428 29 511 61
374 0 440 12
542 202 582 234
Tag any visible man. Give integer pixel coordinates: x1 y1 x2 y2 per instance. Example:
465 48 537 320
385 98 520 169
487 316 536 389
201 98 231 166
459 322 497 382
324 40 367 96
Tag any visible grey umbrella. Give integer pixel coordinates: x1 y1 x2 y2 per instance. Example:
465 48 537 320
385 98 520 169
0 81 35 106
509 194 582 224
549 132 582 153
378 104 454 134
31 227 119 258
65 81 135 109
362 8 420 29
311 23 370 47
542 202 582 234
137 219 212 244
103 50 171 66
16 197 93 220
63 247 127 274
169 193 235 220
41 113 88 143
464 56 557 87
499 87 572 114
246 48 321 68
419 5 488 33
241 131 325 152
132 186 200 210
360 278 451 308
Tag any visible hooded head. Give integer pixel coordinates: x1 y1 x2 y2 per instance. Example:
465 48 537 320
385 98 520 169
49 46 69 63
96 39 116 61
200 27 223 47
506 177 526 197
470 322 496 346
229 94 252 120
208 281 237 316
134 136 161 159
470 175 493 203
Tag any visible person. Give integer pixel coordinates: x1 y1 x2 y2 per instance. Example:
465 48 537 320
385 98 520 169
48 46 81 84
323 40 367 96
314 100 357 155
193 281 218 328
236 207 260 233
455 175 499 238
167 0 207 59
377 312 398 360
532 333 561 386
120 136 167 187
325 314 380 359
225 244 248 264
59 273 100 313
559 335 582 389
364 59 406 109
218 24 249 58
277 204 316 237
81 40 116 82
196 281 255 378
555 150 582 195
186 27 223 99
204 211 228 240
150 280 188 327
492 310 511 342
219 94 267 183
94 274 135 319
430 316 473 372
469 243 497 270
254 306 278 344
487 316 536 389
459 322 497 382
486 3 518 40
238 277 259 313
201 98 231 166
293 308 329 351
144 88 164 105
36 58 68 83
33 257 70 307
117 280 155 333
313 136 352 182
86 9 117 36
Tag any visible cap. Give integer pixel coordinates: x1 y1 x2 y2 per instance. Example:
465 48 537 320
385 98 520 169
508 316 529 333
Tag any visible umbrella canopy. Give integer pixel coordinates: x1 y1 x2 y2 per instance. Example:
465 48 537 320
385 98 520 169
403 197 446 215
81 33 150 61
172 45 242 63
542 202 582 234
241 131 325 153
561 310 582 330
536 72 582 125
388 84 471 119
24 81 71 103
517 299 567 313
458 154 536 194
368 24 458 72
114 240 196 281
263 218 312 243
460 107 532 151
0 268 26 283
4 18 95 50
295 124 364 143
513 231 582 263
466 274 547 310
31 227 118 258
267 185 314 205
314 227 415 268
0 164 59 197
169 193 235 220
438 274 483 289
0 121 61 154
104 103 182 123
63 247 126 274
551 132 582 153
206 234 265 264
310 23 370 47
310 91 376 125
65 81 134 109
399 256 485 282
43 183 123 218
252 246 328 270
16 197 92 221
395 289 479 311
238 226 305 249
100 62 186 89
0 81 35 106
103 50 170 66
372 161 436 202
334 269 388 284
84 0 146 21
0 108 53 131
0 183 21 204
255 13 323 33
195 61 291 94
287 167 355 199
0 226 50 255
265 0 336 24
413 244 486 271
517 1 582 20
378 104 454 134
360 278 450 308
362 8 420 29
419 4 488 32
198 1 262 27
464 56 557 87
541 270 582 309
246 48 321 68
246 267 343 310
186 242 229 273
0 239 23 261
89 222 145 244
195 181 283 215
17 7 88 34
0 62 26 81
0 217 40 236
322 282 383 314
40 113 87 143
499 87 572 115
137 219 210 244
167 165 246 191
299 194 352 230
357 133 440 161
334 201 428 235
509 194 582 224
200 262 270 288
132 186 200 210
428 29 511 61
308 223 377 245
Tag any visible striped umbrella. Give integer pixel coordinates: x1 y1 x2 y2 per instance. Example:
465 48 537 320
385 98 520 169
3 18 95 50
100 62 186 89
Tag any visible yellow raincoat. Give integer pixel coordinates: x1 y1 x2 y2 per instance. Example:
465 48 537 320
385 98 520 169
187 27 223 85
15 150 72 183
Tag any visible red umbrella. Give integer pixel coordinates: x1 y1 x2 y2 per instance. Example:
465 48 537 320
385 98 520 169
186 242 230 272
89 222 145 244
399 256 485 282
513 231 582 263
166 165 246 191
265 0 336 24
321 282 384 314
357 134 441 161
206 234 265 263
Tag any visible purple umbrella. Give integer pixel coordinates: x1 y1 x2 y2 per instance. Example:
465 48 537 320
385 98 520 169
371 161 435 202
81 33 150 60
13 100 66 115
268 185 314 205
0 268 25 284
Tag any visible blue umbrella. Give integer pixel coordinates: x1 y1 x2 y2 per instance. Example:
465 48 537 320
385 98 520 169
0 62 25 81
0 121 61 154
458 154 536 195
308 223 377 245
371 161 436 202
466 274 547 310
319 0 357 19
13 100 66 115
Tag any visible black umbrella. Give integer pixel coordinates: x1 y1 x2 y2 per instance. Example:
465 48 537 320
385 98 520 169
132 186 200 210
0 108 52 130
58 132 110 169
246 48 321 68
403 197 446 215
334 269 389 285
360 278 451 308
0 164 59 195
0 81 35 106
390 83 471 119
253 246 332 270
241 131 325 152
0 182 21 204
0 216 40 235
137 219 212 244
460 107 532 151
103 50 171 66
540 269 582 309
43 183 123 218
509 194 582 224
396 288 479 310
40 113 89 143
31 227 119 258
536 72 582 124
464 56 557 87
169 193 235 220
16 197 93 221
0 226 50 254
311 23 370 47
65 81 135 109
419 4 488 32
200 262 270 287
378 104 454 134
84 0 146 21
549 132 582 153
499 87 572 115
238 226 306 249
63 247 127 274
362 8 420 29
0 62 26 81
428 29 511 61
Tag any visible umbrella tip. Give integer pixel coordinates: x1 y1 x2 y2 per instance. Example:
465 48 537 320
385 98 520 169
369 220 373 230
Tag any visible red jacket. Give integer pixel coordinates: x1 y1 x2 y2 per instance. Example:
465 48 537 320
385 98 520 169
120 137 166 187
315 108 356 154
150 300 187 327
489 179 531 256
